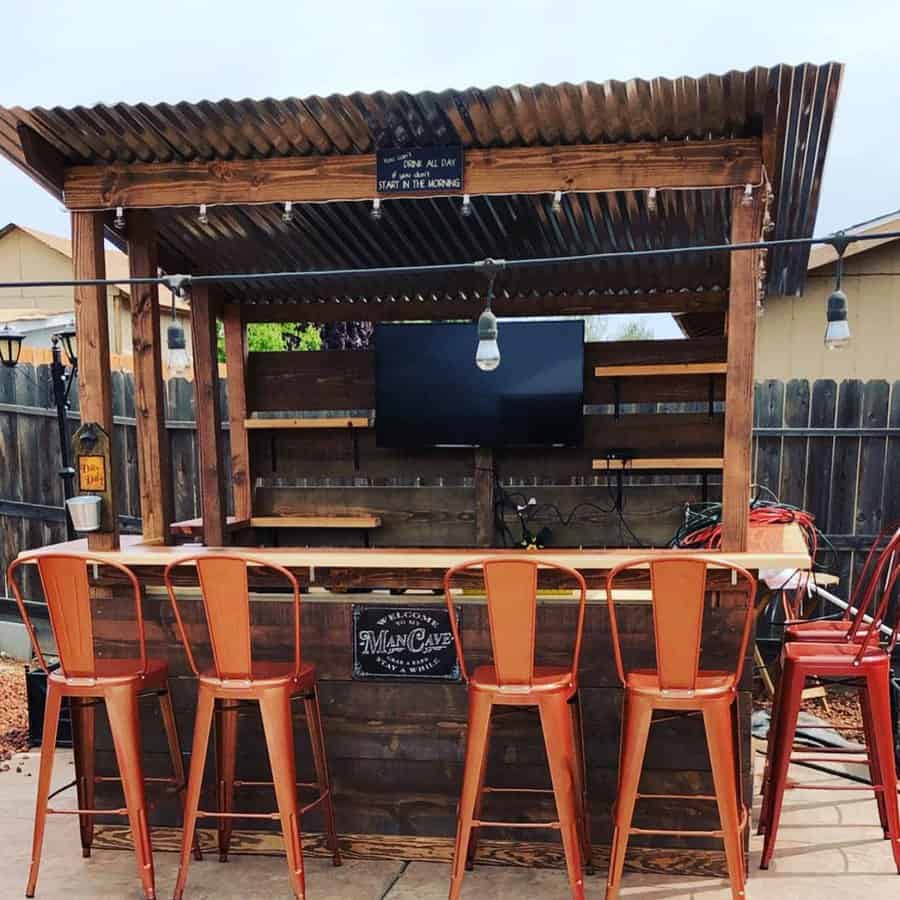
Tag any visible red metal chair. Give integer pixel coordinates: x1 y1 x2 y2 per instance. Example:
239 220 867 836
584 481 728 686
759 525 900 837
443 557 591 900
163 554 340 900
7 554 197 900
604 556 757 900
758 562 900 871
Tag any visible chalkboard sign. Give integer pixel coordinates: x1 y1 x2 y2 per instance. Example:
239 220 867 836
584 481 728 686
353 605 461 681
376 146 464 194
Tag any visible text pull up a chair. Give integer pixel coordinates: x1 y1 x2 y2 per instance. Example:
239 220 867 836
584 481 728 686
7 554 197 900
164 554 340 900
443 557 591 900
605 556 756 900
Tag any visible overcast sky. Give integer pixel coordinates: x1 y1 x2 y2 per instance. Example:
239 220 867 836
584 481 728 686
1 0 897 336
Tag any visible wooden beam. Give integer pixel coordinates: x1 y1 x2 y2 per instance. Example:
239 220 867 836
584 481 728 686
72 211 119 551
62 139 763 210
190 285 228 547
594 363 727 378
244 417 369 430
238 290 729 324
474 448 495 548
721 188 765 551
222 304 251 522
128 210 173 545
592 457 724 471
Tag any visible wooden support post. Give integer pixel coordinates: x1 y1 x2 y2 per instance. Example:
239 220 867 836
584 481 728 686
721 188 765 551
190 285 228 547
223 304 251 522
128 210 173 545
474 448 495 548
72 212 119 551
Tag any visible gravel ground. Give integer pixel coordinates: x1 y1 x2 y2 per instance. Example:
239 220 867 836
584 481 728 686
0 658 29 764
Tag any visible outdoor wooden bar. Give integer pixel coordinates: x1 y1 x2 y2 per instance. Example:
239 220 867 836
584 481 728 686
0 64 842 884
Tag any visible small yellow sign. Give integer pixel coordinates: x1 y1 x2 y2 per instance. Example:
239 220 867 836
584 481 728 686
78 455 106 492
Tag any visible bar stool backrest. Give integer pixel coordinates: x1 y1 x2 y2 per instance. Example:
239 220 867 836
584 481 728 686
164 554 302 682
606 556 756 691
846 526 900 643
443 557 587 689
7 553 146 679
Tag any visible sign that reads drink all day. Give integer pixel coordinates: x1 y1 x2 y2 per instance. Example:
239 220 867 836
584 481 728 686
352 606 461 681
375 146 464 194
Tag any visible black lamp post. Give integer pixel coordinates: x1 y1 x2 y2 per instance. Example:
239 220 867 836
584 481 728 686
1 322 79 540
52 326 78 541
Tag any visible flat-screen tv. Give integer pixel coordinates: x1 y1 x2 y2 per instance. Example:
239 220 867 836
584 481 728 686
375 320 584 448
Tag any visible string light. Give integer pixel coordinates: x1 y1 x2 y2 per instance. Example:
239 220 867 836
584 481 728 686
198 204 209 225
282 201 294 223
474 259 505 371
114 206 125 230
371 198 383 221
646 188 658 214
551 191 563 214
741 184 754 207
461 194 472 217
824 233 851 350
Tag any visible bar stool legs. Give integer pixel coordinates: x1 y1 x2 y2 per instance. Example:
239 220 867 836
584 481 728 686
539 694 586 899
26 681 63 898
259 687 307 900
303 685 342 866
606 694 652 900
70 698 96 858
569 693 594 875
215 698 241 861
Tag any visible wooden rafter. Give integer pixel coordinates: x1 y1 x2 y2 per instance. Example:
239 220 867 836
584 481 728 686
62 139 762 210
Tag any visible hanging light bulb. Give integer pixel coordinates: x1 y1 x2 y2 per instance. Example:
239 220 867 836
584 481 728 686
282 201 294 223
551 190 563 214
371 198 383 221
198 204 209 225
114 206 125 230
166 282 192 376
824 235 851 350
461 194 472 218
646 188 657 214
741 183 754 207
474 259 504 371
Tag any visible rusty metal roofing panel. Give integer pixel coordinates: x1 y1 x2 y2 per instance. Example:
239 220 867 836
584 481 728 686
0 63 843 299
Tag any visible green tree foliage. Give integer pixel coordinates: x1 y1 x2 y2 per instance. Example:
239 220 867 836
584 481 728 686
217 322 322 361
614 320 655 341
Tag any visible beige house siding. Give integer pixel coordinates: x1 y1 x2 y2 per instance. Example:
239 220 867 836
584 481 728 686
0 224 191 362
755 240 900 381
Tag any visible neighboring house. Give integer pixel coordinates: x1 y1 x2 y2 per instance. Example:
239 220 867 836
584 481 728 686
755 211 900 381
0 222 190 369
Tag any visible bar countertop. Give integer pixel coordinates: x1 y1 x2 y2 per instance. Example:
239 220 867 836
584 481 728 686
17 523 811 572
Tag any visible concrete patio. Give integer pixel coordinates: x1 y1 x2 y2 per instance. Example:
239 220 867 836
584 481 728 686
1 748 898 899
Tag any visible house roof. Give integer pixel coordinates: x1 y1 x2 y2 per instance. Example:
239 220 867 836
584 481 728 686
0 222 185 309
807 209 900 270
0 63 843 308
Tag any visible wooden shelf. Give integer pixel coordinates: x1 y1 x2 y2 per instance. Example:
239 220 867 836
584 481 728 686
170 516 250 537
250 515 382 529
592 457 724 471
594 362 727 377
245 417 370 430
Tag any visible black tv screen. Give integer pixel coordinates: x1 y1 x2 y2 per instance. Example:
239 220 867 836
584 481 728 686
375 320 584 448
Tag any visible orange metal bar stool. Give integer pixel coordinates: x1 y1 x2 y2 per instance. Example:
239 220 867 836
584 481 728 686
7 554 197 900
605 557 756 900
759 525 900 838
443 557 591 900
164 554 341 900
758 564 900 871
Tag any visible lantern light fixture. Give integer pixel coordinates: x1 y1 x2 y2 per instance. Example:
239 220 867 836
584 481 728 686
0 323 25 368
56 322 77 367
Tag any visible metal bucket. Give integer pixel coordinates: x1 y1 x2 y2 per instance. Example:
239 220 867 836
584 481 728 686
66 495 102 532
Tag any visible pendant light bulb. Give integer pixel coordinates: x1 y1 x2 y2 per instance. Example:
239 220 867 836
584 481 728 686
551 190 563 214
114 206 125 230
475 306 500 372
461 194 472 217
371 198 383 221
282 201 293 223
167 286 191 376
824 288 850 350
198 204 209 225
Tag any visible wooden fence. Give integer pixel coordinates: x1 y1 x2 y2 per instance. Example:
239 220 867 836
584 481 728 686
1 364 897 600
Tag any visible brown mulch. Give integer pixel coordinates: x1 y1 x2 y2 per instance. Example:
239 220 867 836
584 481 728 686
0 658 29 764
754 681 865 741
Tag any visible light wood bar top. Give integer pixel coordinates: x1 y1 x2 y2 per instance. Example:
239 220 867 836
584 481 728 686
18 523 811 572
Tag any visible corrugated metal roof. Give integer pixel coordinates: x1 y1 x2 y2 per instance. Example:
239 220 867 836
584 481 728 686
0 63 843 306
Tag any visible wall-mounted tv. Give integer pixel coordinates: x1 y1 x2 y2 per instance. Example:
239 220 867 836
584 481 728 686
375 320 584 448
